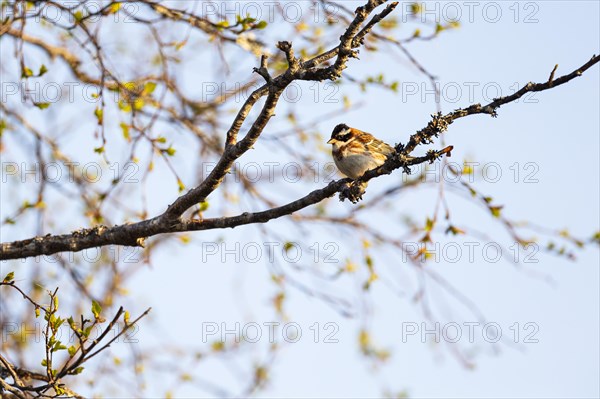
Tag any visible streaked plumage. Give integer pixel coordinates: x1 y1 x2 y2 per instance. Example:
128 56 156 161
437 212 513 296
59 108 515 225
327 124 394 179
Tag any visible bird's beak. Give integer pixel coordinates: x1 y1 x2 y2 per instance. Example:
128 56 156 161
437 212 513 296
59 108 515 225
327 138 335 144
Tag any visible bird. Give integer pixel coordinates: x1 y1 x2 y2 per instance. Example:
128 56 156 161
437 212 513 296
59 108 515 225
327 123 395 179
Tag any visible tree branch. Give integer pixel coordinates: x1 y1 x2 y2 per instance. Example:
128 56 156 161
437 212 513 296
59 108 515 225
1 30 597 261
403 54 599 154
163 0 396 220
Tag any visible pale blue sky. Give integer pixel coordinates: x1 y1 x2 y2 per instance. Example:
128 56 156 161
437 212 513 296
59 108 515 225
136 2 600 397
1 1 599 397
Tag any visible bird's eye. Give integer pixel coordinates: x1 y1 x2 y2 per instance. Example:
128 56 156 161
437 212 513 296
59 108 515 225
337 133 351 142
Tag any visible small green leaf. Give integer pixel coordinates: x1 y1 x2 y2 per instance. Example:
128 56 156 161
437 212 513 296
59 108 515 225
123 81 137 91
34 102 51 110
379 17 398 30
120 122 130 140
74 10 84 22
71 366 84 375
52 316 63 330
2 272 15 284
68 345 77 357
165 146 176 156
198 201 209 212
109 2 121 13
21 67 34 78
133 98 144 110
94 146 105 154
91 300 102 319
255 20 267 29
490 206 503 218
83 325 93 338
52 341 67 352
424 217 434 232
143 82 157 95
2 271 15 283
118 100 132 112
38 64 48 76
94 107 103 125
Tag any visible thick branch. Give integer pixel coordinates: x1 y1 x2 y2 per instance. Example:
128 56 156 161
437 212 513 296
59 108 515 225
163 0 396 219
1 48 597 260
164 86 285 219
0 149 449 260
299 1 398 81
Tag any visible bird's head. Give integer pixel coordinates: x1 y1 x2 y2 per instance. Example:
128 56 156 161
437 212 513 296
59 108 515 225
327 123 352 145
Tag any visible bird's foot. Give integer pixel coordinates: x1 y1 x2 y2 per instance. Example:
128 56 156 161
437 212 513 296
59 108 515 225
339 181 367 204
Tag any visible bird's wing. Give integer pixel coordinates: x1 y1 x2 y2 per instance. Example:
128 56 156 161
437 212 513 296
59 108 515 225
363 136 395 156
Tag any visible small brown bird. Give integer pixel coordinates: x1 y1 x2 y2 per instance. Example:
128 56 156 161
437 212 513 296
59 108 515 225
327 123 395 179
